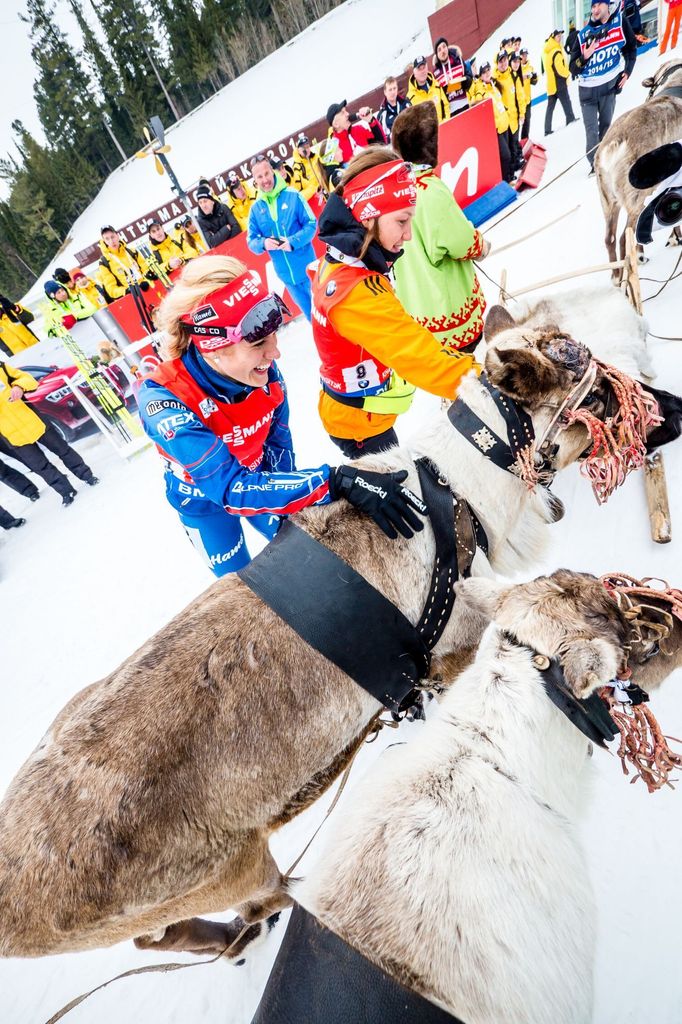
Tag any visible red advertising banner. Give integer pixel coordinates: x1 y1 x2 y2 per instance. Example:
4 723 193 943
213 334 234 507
439 99 502 207
105 100 501 342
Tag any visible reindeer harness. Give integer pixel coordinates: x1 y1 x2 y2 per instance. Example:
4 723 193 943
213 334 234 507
250 903 463 1024
239 458 488 716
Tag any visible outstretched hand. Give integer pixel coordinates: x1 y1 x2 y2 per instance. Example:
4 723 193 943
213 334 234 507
330 466 428 540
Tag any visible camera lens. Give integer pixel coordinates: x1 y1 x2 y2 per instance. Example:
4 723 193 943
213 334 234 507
655 188 682 227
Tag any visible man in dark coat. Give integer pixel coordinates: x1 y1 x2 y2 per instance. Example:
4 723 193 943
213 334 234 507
195 185 242 248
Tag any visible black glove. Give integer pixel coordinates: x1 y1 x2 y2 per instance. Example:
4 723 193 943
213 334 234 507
329 466 428 540
139 279 152 291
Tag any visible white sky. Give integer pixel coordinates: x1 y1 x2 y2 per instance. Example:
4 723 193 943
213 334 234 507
0 2 45 191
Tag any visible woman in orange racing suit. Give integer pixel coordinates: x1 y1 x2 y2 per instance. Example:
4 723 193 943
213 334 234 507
310 148 477 458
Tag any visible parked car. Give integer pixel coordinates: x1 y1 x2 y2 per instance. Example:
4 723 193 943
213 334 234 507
16 363 134 442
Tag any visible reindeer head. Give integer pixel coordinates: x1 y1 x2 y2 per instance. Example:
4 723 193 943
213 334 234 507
483 306 595 471
642 59 682 100
458 570 630 699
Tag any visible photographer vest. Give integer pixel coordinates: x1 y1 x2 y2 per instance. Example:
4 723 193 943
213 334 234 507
577 12 626 88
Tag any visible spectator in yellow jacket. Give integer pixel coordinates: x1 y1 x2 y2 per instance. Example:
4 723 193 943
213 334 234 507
222 171 257 231
519 47 538 138
71 270 106 310
147 220 198 276
468 63 514 183
543 29 577 136
98 225 156 300
0 361 98 505
494 51 524 170
0 295 39 356
290 134 325 202
172 216 207 254
406 56 450 124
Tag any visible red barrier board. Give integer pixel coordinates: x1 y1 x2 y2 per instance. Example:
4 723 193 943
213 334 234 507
437 99 502 208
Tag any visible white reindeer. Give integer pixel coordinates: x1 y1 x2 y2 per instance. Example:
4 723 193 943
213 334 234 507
295 570 631 1024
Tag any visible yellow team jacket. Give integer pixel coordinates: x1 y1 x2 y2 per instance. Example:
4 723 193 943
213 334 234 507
521 59 537 105
314 261 475 440
98 239 153 299
406 73 451 124
467 79 510 134
73 276 106 310
290 148 324 202
0 306 38 355
0 362 45 446
149 233 198 275
543 37 570 95
493 67 526 133
223 180 257 232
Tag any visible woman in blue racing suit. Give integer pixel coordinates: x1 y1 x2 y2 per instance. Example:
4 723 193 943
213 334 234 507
138 255 425 576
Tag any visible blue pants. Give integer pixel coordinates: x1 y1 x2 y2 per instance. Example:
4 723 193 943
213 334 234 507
285 277 312 322
178 505 280 577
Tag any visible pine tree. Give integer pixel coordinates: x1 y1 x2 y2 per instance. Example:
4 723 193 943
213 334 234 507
87 0 179 128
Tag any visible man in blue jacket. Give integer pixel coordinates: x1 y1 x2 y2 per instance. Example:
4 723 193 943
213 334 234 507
247 155 317 320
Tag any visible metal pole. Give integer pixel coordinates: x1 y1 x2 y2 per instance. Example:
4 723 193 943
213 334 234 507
140 39 181 122
102 115 127 162
157 151 210 250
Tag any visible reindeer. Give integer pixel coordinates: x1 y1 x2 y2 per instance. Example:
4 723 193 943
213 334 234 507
290 571 648 1024
595 59 682 278
0 315 679 962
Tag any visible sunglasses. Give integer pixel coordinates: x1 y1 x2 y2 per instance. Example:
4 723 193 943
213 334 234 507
249 153 269 168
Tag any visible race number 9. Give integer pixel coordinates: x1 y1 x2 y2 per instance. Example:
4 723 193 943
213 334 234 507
342 359 381 393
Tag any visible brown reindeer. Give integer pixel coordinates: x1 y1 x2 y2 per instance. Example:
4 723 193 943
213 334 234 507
0 327 680 963
595 59 682 278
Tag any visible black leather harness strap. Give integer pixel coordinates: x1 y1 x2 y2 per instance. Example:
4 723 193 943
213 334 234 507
447 373 536 475
414 459 487 648
239 459 487 715
239 519 431 713
250 904 465 1024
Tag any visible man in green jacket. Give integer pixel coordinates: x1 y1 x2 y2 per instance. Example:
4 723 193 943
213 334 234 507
391 103 489 355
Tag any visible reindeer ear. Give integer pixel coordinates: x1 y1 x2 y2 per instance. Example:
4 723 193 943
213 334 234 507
487 348 567 406
560 638 620 699
484 305 516 341
641 76 654 89
455 577 508 619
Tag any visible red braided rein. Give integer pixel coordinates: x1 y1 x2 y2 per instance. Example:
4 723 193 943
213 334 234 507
563 361 663 504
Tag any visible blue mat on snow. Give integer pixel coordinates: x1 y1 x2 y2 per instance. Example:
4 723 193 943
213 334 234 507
463 182 517 226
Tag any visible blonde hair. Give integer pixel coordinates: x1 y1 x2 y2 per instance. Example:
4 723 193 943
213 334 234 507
337 147 400 260
157 254 246 359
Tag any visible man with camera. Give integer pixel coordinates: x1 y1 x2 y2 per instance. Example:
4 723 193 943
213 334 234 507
569 0 637 173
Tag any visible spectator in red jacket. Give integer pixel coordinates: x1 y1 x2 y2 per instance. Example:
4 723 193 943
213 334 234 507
326 100 385 165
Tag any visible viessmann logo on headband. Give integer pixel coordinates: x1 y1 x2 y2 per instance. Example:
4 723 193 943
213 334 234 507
222 271 262 307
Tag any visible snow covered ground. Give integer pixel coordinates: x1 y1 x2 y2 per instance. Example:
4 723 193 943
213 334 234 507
1 14 682 1024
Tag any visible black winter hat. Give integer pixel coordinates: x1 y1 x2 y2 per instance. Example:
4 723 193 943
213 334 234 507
100 225 116 234
53 267 71 285
196 185 213 200
433 36 448 51
326 100 347 125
